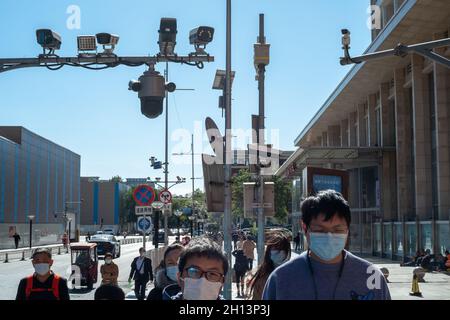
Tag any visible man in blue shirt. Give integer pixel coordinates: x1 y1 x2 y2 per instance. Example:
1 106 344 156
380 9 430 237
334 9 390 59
263 190 391 300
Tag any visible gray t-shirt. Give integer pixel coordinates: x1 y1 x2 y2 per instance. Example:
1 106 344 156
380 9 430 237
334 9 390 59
262 250 391 300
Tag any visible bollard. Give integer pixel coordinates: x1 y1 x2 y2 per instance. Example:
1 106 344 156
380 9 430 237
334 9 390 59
4 253 8 263
21 251 26 261
58 246 61 255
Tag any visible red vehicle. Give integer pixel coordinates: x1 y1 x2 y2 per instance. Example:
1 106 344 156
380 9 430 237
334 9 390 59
70 242 98 290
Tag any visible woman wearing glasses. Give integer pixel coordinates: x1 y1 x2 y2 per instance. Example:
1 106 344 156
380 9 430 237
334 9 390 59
170 237 229 300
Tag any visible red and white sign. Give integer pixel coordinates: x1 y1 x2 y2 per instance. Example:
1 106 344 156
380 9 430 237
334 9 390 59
159 190 172 204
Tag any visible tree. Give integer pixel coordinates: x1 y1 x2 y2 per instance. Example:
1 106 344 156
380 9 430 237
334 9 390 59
111 175 123 183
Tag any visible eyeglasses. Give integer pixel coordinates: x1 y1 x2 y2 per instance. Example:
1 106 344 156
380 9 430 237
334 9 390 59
183 266 224 283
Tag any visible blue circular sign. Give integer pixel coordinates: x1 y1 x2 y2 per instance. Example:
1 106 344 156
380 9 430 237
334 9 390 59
137 217 153 233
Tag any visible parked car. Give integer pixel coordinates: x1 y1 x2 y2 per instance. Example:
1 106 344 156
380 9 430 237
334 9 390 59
103 228 115 235
88 234 121 258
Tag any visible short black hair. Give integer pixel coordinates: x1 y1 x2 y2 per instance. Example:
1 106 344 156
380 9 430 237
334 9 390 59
164 243 184 262
301 189 351 228
32 248 52 259
94 285 125 300
178 237 228 276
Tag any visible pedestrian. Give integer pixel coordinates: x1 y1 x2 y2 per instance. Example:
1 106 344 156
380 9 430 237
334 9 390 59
147 243 185 300
128 247 153 300
249 232 291 300
294 232 301 251
16 248 70 300
94 284 125 300
445 250 450 271
263 190 391 300
170 237 228 300
242 235 256 271
236 234 244 250
232 231 238 250
13 232 21 249
62 233 68 249
100 252 119 286
232 248 249 298
86 232 91 241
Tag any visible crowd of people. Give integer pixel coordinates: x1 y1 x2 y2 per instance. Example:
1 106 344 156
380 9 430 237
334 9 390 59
401 248 450 272
14 190 407 301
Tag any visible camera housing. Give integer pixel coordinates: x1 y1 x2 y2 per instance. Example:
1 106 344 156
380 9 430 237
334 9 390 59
189 26 214 46
129 70 176 119
159 18 178 55
96 33 120 46
36 29 62 51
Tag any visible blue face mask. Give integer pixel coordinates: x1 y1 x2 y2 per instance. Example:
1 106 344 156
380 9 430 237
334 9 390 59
309 232 347 261
270 250 288 267
166 265 179 282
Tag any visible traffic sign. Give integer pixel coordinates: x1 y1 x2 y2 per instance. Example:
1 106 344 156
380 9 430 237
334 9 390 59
137 216 153 234
133 185 156 206
162 203 172 215
135 206 152 216
159 190 172 204
152 201 164 210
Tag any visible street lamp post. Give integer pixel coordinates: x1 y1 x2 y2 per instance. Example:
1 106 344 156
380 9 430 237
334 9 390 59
27 215 35 249
174 210 183 242
189 215 194 237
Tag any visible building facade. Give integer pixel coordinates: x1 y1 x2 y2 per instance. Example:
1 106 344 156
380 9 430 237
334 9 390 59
277 0 450 259
80 177 130 234
0 127 80 249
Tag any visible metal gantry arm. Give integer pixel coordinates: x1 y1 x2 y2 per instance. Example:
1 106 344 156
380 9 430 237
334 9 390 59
0 53 214 74
341 36 450 69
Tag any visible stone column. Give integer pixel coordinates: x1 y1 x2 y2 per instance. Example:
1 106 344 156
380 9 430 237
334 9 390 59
357 103 367 147
434 58 450 220
380 82 395 147
341 119 349 147
394 67 414 221
411 54 433 220
349 111 358 147
368 94 378 146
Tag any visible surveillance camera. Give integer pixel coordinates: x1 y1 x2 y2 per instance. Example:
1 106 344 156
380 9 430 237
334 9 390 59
36 29 62 51
130 70 166 119
177 176 181 181
96 33 119 46
341 29 351 47
159 18 178 56
165 82 177 93
190 27 214 46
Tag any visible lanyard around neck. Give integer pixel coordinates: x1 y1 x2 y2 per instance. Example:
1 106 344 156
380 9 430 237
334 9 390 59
306 250 346 300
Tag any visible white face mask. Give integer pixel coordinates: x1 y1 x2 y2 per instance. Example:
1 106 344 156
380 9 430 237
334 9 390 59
105 258 112 265
182 277 222 300
34 263 50 276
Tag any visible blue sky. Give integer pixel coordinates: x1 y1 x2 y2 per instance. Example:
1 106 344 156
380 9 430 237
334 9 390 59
0 0 371 195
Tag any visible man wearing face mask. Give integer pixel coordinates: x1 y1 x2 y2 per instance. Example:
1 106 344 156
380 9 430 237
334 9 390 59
170 237 228 300
129 247 153 300
16 248 70 300
263 190 391 300
147 243 184 300
101 252 119 286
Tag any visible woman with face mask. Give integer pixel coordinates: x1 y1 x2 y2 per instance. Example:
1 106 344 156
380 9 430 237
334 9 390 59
248 232 291 300
147 244 184 300
100 252 119 286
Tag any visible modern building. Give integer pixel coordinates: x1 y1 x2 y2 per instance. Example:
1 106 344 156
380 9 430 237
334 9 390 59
276 0 450 259
80 177 130 234
0 127 80 249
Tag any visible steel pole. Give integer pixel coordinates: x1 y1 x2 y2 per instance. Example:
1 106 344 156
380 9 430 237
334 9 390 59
191 134 195 236
257 14 266 266
222 0 233 301
29 219 32 249
163 62 169 246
